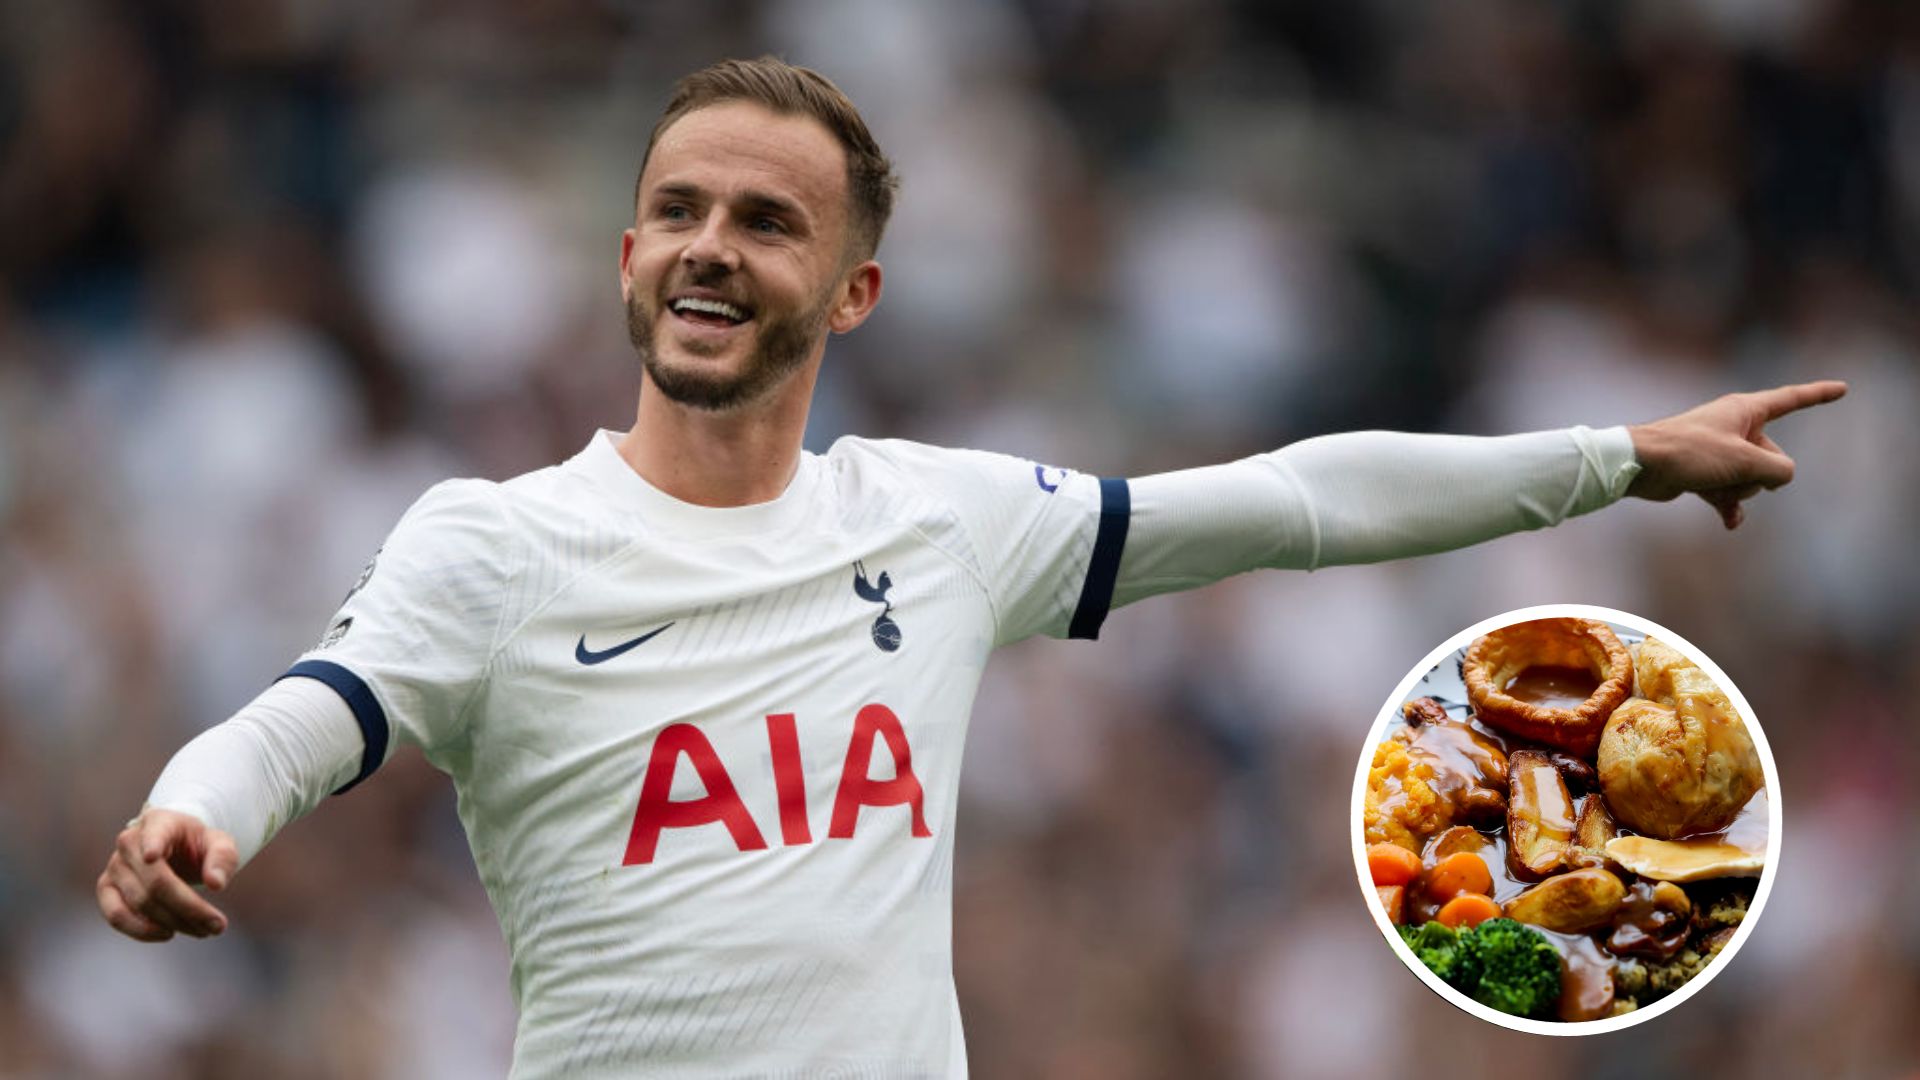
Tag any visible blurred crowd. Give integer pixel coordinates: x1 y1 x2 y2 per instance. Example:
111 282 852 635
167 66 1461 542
2 0 1917 1077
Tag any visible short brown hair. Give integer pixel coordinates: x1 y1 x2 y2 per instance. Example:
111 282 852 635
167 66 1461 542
637 57 898 260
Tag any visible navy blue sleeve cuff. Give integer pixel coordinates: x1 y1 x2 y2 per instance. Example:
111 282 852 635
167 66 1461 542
1068 477 1131 641
279 660 390 795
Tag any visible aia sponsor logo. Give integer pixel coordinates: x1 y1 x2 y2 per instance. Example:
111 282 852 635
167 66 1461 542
621 706 931 866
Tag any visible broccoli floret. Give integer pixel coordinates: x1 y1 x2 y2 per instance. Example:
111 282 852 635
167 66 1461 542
1399 921 1476 986
1460 918 1562 1019
1400 918 1561 1018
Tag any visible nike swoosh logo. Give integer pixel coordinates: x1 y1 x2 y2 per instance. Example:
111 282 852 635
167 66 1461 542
575 622 675 666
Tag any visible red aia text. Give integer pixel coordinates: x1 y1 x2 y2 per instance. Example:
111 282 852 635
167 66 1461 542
622 704 931 865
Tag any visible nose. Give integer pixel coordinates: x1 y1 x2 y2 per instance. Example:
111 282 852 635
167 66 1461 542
681 209 740 276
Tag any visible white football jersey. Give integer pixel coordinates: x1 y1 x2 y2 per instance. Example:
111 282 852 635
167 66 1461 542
288 430 1129 1079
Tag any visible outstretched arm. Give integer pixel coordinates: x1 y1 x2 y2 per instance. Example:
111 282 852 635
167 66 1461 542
96 676 363 941
1112 380 1845 607
97 478 514 942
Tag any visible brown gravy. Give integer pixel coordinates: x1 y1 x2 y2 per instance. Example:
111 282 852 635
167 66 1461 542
1607 882 1689 960
1539 929 1616 1021
1699 787 1769 853
1402 717 1508 801
1504 665 1601 709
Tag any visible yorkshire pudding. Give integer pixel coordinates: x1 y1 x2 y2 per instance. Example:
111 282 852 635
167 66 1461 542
1596 638 1762 839
1463 618 1633 756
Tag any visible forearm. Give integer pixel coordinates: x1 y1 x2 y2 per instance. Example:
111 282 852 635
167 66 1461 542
1115 426 1640 604
146 676 365 865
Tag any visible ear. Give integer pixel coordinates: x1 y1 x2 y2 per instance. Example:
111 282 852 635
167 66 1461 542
829 259 883 334
619 228 637 304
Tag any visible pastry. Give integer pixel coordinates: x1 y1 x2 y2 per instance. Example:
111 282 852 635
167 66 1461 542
1463 618 1634 756
1596 638 1762 839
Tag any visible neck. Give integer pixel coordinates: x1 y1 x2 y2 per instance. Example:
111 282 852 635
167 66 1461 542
615 365 818 507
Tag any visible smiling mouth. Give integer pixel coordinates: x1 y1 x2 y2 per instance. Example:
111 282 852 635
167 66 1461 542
669 296 753 329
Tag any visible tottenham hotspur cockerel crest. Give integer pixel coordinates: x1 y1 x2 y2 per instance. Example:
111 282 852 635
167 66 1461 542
852 561 901 652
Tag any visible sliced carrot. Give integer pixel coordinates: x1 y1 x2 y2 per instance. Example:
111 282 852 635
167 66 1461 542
1377 885 1406 925
1426 851 1494 901
1367 843 1421 887
1434 892 1502 928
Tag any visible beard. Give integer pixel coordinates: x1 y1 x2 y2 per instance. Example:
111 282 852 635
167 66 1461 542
626 280 830 412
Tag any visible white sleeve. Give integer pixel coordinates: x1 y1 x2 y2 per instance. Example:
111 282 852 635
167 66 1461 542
1114 425 1641 606
144 677 365 866
284 478 519 771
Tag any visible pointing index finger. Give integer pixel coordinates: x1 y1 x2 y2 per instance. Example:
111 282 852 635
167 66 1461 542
1754 380 1848 422
138 813 182 862
140 861 228 936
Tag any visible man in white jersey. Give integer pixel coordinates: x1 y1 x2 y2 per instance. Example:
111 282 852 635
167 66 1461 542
97 57 1843 1077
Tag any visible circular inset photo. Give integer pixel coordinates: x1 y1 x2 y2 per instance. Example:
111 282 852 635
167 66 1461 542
1350 604 1778 1034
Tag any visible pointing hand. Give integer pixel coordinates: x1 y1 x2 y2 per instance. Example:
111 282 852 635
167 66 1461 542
96 809 240 942
1627 380 1847 529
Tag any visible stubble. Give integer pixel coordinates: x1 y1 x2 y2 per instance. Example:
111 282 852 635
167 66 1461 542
626 279 830 412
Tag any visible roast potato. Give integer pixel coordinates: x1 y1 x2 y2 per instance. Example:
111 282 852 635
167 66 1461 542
1503 868 1627 934
1506 750 1574 880
1567 795 1620 872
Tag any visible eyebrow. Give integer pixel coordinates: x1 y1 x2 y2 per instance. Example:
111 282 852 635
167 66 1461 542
736 191 804 221
650 181 807 224
651 181 704 203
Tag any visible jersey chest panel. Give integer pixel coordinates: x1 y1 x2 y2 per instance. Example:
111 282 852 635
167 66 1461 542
457 524 993 878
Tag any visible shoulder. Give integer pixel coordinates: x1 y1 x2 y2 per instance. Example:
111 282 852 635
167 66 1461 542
487 451 648 589
366 478 522 587
821 435 1092 556
397 476 510 537
823 434 932 476
825 436 1047 498
393 458 605 567
492 457 625 539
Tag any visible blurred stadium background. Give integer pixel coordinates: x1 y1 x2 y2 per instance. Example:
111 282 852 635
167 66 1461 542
2 0 1917 1076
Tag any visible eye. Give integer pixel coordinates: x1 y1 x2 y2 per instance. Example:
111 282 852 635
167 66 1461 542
659 203 693 223
749 216 783 235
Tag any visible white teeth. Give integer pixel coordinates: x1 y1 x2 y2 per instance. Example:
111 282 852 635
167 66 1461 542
671 297 747 322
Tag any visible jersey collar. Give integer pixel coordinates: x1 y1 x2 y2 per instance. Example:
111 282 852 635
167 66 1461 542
573 429 823 539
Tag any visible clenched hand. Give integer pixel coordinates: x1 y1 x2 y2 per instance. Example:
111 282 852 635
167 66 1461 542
97 809 239 942
1628 380 1847 529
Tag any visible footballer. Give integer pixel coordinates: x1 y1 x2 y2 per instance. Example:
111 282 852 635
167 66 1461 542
97 57 1843 1077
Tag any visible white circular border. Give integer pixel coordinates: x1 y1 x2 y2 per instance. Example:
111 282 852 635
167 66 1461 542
1349 603 1783 1035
